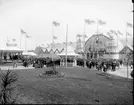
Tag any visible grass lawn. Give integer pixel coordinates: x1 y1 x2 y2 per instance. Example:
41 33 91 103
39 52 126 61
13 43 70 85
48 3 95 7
3 66 133 104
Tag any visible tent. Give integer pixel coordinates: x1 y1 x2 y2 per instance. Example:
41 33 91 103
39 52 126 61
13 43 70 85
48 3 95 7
57 46 81 57
57 46 81 67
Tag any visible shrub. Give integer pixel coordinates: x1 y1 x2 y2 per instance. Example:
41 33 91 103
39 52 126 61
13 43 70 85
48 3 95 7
0 70 18 104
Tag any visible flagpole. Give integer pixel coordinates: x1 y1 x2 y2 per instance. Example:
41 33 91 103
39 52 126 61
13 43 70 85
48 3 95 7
66 24 68 68
52 22 54 61
96 18 99 34
125 22 129 79
83 21 86 67
96 18 99 59
117 32 118 49
7 36 8 44
25 35 27 52
20 34 21 48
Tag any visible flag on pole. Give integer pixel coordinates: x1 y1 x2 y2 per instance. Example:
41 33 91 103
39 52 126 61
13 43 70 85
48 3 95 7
127 22 133 28
126 32 132 36
77 34 82 37
110 30 118 35
53 36 57 39
53 21 60 27
83 34 88 38
117 30 123 35
70 41 73 44
98 19 106 25
26 35 31 38
21 29 27 34
85 19 95 25
12 39 16 41
107 32 114 39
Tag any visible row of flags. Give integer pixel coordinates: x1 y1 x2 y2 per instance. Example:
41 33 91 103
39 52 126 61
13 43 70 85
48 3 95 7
76 34 88 39
20 20 133 44
7 38 16 42
84 19 106 25
8 29 31 43
21 29 31 38
52 21 60 40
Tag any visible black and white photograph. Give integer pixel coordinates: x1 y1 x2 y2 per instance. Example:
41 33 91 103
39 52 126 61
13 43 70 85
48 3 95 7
0 0 133 104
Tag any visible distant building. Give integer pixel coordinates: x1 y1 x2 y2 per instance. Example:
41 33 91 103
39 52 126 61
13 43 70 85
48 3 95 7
85 34 124 59
119 45 133 61
34 42 77 58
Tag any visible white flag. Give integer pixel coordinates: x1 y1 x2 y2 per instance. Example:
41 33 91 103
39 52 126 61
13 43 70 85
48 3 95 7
127 22 133 28
126 32 132 36
98 19 106 25
21 29 27 34
85 19 95 25
53 21 60 27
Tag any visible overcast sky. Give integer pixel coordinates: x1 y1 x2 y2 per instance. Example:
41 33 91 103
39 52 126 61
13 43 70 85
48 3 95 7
0 0 133 50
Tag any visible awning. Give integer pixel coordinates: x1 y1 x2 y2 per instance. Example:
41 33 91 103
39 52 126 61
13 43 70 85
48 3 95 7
22 52 37 56
0 47 24 52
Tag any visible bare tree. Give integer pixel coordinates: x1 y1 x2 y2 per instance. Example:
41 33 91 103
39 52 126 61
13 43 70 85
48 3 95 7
0 69 18 104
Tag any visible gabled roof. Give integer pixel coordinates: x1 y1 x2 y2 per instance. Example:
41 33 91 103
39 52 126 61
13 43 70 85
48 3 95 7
43 49 50 54
127 44 133 51
54 49 60 54
119 44 133 54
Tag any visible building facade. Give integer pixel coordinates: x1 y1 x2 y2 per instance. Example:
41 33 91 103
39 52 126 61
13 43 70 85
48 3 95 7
84 34 123 59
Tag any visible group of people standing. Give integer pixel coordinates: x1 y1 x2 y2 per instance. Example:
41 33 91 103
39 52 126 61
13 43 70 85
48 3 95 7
86 59 128 72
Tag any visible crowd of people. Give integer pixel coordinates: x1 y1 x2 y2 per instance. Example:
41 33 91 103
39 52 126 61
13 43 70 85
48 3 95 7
21 57 60 68
86 58 133 73
4 56 132 78
4 54 22 61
